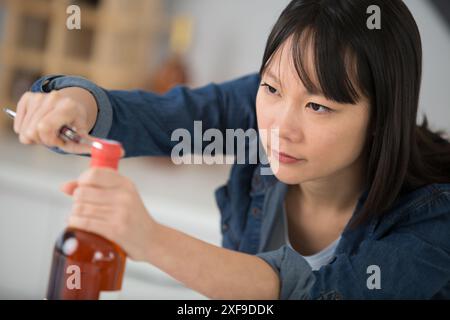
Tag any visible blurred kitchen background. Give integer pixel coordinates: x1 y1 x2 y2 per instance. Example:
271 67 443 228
0 0 449 299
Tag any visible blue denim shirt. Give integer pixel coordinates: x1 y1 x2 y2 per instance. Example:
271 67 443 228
31 74 450 299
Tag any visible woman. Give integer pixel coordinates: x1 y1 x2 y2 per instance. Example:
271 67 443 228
14 0 450 299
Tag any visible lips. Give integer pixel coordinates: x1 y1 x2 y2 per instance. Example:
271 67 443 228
272 150 305 164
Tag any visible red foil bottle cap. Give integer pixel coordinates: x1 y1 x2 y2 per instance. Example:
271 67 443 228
90 138 123 170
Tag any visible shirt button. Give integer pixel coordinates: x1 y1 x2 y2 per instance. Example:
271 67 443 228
334 292 343 300
222 223 229 231
251 207 261 217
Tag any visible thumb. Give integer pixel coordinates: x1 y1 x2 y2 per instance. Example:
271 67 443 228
58 132 93 155
60 180 78 196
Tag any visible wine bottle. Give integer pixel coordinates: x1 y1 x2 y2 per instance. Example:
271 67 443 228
46 139 126 300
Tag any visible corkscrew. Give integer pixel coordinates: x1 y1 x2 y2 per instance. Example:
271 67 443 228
2 107 100 148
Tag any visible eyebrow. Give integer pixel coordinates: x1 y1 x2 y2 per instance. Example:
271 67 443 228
262 68 323 96
263 69 281 84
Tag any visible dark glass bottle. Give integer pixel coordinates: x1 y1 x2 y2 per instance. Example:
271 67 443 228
46 139 126 300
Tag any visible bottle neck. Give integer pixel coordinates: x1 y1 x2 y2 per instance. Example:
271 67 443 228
90 157 119 170
90 139 123 170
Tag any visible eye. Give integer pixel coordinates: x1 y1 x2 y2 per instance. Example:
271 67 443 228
306 102 333 114
260 82 279 96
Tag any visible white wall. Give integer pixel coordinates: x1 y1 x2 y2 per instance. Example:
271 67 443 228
171 0 290 85
406 0 450 133
172 0 450 133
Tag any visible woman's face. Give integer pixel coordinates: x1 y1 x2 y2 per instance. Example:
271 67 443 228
256 40 370 185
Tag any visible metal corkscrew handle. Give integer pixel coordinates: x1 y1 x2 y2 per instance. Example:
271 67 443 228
3 107 93 146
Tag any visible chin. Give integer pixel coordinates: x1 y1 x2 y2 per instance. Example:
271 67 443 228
271 165 307 185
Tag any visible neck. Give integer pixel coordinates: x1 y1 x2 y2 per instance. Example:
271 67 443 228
294 156 367 214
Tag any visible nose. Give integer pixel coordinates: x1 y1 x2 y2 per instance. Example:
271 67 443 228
275 103 303 143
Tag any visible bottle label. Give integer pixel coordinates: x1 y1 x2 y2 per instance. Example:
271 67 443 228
99 290 121 300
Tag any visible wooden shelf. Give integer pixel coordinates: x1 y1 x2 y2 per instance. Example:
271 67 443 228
0 0 163 129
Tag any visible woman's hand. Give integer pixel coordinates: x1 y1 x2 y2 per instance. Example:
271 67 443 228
14 88 98 154
61 167 157 262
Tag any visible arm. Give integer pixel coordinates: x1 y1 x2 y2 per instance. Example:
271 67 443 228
31 74 261 157
147 223 280 300
145 216 449 300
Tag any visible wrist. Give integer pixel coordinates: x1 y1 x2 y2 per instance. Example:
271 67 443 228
77 88 98 133
143 219 165 264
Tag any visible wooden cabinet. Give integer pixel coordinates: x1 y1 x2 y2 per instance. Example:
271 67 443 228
0 0 164 129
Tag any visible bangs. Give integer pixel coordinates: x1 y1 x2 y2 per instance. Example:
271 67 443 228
260 5 370 105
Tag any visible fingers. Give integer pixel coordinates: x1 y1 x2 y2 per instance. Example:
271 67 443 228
27 91 60 145
71 202 113 221
61 181 78 196
61 168 133 250
14 92 31 134
37 100 77 148
72 185 117 205
77 167 129 189
18 94 45 144
62 168 130 200
67 214 114 242
66 184 120 240
39 99 92 154
13 91 90 152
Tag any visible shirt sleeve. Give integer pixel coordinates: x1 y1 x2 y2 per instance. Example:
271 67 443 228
257 218 450 300
31 74 113 139
30 73 261 157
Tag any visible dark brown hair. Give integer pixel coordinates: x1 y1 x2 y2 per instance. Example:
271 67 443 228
260 0 450 227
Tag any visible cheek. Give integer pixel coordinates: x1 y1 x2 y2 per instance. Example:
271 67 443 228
308 117 368 167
